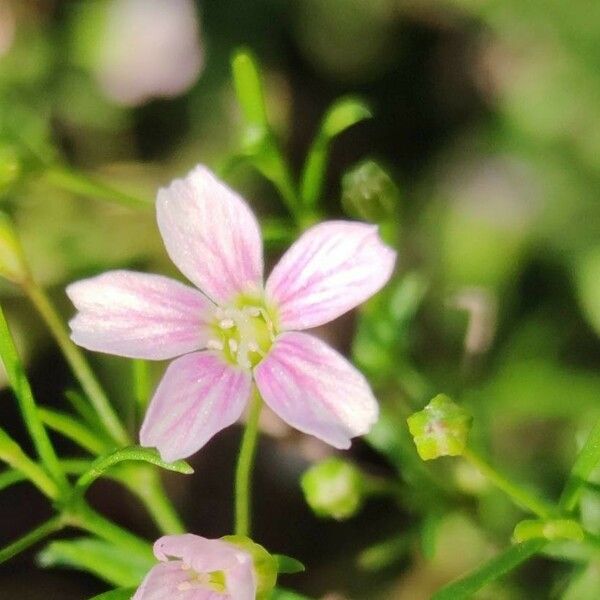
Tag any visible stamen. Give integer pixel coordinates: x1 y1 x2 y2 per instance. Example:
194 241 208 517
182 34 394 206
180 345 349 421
219 318 235 329
207 339 224 351
228 339 238 353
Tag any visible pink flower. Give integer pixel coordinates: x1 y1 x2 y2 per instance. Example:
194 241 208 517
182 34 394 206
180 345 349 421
96 0 204 106
67 166 396 461
133 534 255 600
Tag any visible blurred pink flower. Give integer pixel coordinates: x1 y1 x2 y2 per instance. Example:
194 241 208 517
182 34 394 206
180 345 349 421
67 166 396 461
133 534 255 600
97 0 204 106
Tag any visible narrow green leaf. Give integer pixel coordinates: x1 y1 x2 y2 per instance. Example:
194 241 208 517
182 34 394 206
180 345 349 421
0 516 64 564
300 97 371 209
38 537 153 587
44 165 151 209
560 417 600 511
0 305 66 488
75 446 193 493
65 389 104 430
89 588 136 600
231 48 269 130
0 426 60 498
431 540 544 600
230 48 299 220
0 468 25 491
39 407 111 455
273 554 305 574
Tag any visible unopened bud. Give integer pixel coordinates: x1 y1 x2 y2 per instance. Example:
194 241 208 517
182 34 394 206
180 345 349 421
301 457 364 520
222 535 277 600
407 394 472 461
341 160 400 224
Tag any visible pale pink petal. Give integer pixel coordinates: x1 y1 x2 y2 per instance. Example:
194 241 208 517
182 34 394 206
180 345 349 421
67 270 212 360
266 221 396 330
148 535 256 600
133 562 203 600
157 166 263 304
140 353 252 461
254 332 379 448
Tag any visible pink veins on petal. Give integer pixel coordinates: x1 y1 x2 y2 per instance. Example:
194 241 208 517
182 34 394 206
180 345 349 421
66 165 397 461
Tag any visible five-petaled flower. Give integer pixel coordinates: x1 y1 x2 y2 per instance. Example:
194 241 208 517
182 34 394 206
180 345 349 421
67 166 396 461
133 534 255 600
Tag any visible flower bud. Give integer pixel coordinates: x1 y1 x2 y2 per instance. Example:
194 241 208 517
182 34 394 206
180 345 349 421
341 159 400 224
407 394 472 461
301 457 364 520
221 535 277 600
0 211 30 284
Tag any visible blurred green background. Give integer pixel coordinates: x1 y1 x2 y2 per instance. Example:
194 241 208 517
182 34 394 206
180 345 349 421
1 0 599 598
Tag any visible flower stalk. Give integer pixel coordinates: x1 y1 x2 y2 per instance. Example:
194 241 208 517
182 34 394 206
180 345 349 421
235 388 263 537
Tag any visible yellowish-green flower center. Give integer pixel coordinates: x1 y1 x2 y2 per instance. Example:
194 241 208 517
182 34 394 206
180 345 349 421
207 296 277 370
177 563 227 593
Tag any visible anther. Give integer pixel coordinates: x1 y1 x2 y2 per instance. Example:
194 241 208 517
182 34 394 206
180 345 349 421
219 318 235 329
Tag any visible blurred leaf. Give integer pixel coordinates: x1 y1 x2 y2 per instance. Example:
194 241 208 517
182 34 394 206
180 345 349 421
88 588 136 600
273 554 305 574
300 97 371 209
421 512 444 560
231 48 299 218
575 247 600 337
38 538 153 587
357 534 411 571
561 562 600 600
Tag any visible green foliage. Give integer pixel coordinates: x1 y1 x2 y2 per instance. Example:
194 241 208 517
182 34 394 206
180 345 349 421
38 537 153 587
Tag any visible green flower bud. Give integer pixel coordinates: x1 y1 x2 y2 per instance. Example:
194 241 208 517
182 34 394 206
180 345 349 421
513 518 584 543
407 394 472 461
341 159 400 224
222 535 277 600
301 457 364 520
0 212 30 284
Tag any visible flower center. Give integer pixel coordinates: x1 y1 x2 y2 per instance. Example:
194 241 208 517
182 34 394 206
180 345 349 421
177 562 227 593
207 297 276 370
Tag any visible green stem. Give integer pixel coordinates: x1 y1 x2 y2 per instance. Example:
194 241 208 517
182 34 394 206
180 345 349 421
431 539 545 600
0 306 67 490
122 466 186 534
463 448 555 519
69 503 153 560
235 389 263 537
0 515 64 564
44 165 151 209
0 426 60 499
560 417 600 512
23 280 129 446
